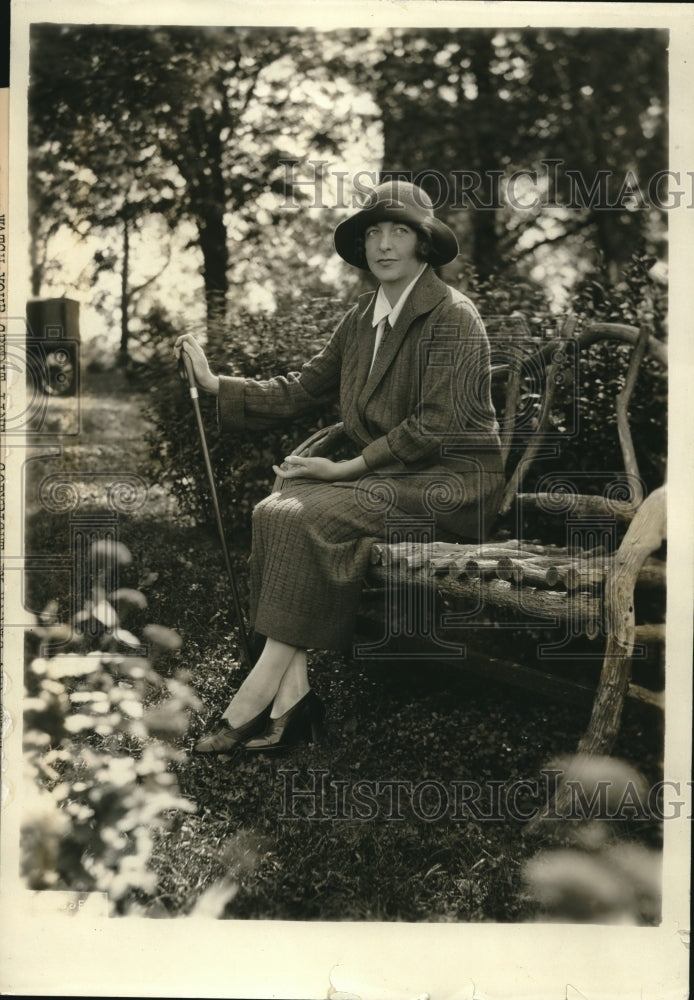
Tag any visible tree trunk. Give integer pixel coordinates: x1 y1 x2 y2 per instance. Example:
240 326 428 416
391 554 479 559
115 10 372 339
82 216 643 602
27 179 45 297
29 229 44 298
468 34 501 280
119 215 130 360
197 211 229 324
184 103 229 326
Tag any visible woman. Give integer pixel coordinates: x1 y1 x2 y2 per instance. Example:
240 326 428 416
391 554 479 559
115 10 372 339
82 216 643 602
174 180 504 754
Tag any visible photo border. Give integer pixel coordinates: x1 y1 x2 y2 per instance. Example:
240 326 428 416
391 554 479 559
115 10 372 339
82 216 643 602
2 2 692 998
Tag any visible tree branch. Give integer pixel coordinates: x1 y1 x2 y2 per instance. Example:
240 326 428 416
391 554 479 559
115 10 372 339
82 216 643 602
507 216 595 259
130 243 173 296
522 322 667 375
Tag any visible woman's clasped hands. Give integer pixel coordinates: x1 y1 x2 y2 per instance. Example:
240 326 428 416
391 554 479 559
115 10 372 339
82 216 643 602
274 453 368 482
273 455 358 482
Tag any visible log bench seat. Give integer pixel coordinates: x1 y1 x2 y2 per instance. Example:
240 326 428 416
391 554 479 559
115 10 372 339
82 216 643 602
363 531 665 705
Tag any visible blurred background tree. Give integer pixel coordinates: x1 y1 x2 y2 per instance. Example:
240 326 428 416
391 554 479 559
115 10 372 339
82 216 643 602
28 25 667 358
28 24 381 345
353 28 667 283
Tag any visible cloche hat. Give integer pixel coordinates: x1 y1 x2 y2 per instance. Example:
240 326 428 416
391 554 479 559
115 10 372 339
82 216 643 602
333 179 459 270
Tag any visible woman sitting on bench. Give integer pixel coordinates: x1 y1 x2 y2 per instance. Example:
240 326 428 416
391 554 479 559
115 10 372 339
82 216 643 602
174 180 503 754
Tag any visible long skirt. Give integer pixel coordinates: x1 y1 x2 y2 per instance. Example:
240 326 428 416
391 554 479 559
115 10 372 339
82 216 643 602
249 464 504 651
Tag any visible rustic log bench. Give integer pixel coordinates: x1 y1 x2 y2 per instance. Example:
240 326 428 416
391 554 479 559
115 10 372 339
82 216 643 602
278 318 667 755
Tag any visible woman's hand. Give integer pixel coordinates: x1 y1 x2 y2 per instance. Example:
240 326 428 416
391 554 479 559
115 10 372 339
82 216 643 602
173 334 220 394
273 455 367 482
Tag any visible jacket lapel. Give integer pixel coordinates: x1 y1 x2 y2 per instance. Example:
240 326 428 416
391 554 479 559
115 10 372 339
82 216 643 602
357 266 450 409
354 291 378 396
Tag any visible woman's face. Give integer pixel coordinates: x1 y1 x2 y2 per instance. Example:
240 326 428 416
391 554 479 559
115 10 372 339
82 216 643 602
364 221 421 290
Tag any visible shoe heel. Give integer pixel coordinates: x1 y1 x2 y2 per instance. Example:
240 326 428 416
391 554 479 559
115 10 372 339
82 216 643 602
309 717 327 745
243 690 327 754
308 694 327 745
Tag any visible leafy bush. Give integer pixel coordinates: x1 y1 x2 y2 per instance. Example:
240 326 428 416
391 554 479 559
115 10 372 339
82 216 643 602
523 754 662 924
21 539 209 915
471 253 667 544
546 250 668 495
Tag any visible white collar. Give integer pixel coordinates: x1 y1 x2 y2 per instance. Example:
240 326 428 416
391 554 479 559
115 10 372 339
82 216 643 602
372 264 427 328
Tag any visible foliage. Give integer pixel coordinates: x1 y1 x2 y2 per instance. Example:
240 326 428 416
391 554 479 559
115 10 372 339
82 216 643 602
28 24 378 322
354 27 667 281
538 250 668 497
28 26 667 345
456 250 667 547
523 755 662 924
21 538 210 915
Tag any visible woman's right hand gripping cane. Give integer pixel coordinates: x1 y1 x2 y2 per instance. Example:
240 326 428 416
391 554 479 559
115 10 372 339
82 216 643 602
173 334 220 395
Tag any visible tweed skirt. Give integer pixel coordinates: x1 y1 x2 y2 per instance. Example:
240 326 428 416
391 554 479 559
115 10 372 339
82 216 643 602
248 463 504 651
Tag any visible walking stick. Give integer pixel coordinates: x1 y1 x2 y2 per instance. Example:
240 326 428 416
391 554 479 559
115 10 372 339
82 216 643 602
179 351 254 670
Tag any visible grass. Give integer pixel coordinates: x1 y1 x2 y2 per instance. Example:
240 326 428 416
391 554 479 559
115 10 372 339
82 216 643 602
25 505 665 922
22 372 665 922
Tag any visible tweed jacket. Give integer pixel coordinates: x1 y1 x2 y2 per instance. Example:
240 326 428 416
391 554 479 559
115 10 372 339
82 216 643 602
218 266 502 487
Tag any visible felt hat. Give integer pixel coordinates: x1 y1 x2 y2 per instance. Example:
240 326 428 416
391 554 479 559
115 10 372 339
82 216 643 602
333 180 459 270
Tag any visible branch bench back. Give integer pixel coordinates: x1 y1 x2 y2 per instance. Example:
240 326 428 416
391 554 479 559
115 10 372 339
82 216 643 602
279 318 665 527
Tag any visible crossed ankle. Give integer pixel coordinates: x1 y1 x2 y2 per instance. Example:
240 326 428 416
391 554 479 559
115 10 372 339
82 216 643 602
270 685 311 718
223 693 274 728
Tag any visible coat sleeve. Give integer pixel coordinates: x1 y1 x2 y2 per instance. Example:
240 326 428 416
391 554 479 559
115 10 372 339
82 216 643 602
361 300 498 470
217 306 355 433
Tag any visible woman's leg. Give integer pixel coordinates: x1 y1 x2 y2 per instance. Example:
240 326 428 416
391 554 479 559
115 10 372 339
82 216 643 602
270 648 309 717
221 637 298 727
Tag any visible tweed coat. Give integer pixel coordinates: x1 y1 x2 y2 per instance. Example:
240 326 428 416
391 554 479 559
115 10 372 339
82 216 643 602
218 266 504 651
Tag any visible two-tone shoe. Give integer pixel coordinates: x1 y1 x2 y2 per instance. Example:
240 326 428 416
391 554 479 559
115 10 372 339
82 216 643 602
193 702 272 754
243 690 326 754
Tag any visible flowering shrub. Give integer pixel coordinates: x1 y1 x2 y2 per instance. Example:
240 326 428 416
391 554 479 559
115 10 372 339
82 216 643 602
21 540 205 915
523 754 662 924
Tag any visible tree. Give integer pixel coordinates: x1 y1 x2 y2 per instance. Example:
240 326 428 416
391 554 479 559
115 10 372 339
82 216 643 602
344 28 667 282
28 25 379 333
30 25 665 333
